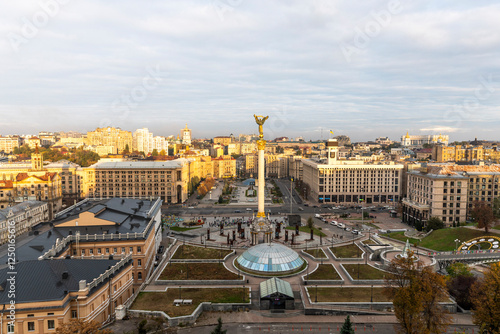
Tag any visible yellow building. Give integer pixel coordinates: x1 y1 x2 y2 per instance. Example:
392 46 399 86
432 145 487 163
86 127 133 156
213 156 236 178
213 136 232 146
0 136 21 154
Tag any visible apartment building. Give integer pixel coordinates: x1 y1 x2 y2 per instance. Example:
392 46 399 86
86 127 133 155
302 139 403 204
83 160 191 204
0 136 21 153
402 164 500 228
0 257 134 333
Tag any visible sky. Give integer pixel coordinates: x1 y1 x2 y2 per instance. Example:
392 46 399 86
0 0 499 142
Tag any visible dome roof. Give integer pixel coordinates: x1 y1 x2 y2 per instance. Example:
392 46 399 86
236 243 304 274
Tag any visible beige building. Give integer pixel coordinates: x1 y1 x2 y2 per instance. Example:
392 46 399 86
86 127 133 155
181 124 192 145
213 136 232 146
0 257 134 333
0 136 21 154
402 164 500 228
432 145 494 163
83 160 192 204
213 156 236 178
302 139 403 204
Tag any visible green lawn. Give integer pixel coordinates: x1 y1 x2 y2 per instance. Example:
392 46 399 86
169 226 201 232
286 226 326 237
159 263 241 280
306 264 342 280
342 264 387 280
304 248 328 259
308 287 391 303
172 244 232 260
131 288 249 317
385 228 491 251
362 239 377 245
330 244 363 258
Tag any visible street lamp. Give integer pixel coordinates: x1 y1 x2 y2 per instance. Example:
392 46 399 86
315 285 318 303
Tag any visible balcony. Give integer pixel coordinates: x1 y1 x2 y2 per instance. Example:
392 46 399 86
402 198 429 210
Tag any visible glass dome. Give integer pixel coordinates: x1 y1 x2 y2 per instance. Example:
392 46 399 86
236 243 304 274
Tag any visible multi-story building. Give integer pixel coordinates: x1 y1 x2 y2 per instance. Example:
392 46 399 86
402 164 500 228
0 200 49 244
213 136 232 146
133 128 154 154
83 160 192 204
432 145 487 163
86 127 133 155
0 152 62 218
302 139 403 204
0 257 134 333
402 167 468 228
213 156 236 178
401 132 449 148
2 198 163 292
181 124 192 145
0 136 21 153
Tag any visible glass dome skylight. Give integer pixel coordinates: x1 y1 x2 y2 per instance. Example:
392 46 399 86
236 243 304 274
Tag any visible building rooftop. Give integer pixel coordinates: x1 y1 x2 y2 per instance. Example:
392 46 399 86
260 277 294 299
0 259 122 303
89 159 189 169
237 243 304 274
0 200 46 221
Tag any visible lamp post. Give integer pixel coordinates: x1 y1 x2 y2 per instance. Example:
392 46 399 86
179 285 182 300
454 239 460 253
290 177 294 214
315 285 318 303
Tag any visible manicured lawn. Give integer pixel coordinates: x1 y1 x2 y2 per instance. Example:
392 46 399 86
308 287 391 303
159 263 241 280
342 264 387 280
385 232 420 246
385 228 491 251
307 264 342 280
170 226 201 232
304 248 328 259
330 244 363 258
172 244 232 260
494 225 500 230
131 288 249 317
362 239 377 245
286 226 326 237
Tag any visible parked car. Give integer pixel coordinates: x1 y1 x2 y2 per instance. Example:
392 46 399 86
246 208 252 211
351 229 359 235
330 221 338 226
345 227 351 232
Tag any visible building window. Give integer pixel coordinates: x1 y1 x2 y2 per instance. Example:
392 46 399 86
137 246 141 253
138 272 142 280
72 310 77 318
7 324 14 333
138 259 142 266
129 247 133 253
48 320 55 330
28 322 35 331
121 247 125 253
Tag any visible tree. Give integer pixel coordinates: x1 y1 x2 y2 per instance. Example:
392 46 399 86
122 144 130 154
307 217 314 240
425 216 444 232
470 263 500 333
152 149 158 156
211 317 227 334
56 320 113 334
447 274 477 310
447 263 472 278
340 315 355 334
385 251 451 334
470 201 495 233
159 149 166 156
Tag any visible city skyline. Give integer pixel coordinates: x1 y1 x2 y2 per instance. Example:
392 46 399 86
1 1 499 141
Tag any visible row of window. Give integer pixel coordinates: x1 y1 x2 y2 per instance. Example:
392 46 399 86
73 246 141 256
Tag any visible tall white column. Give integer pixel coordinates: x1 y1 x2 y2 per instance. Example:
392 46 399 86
257 146 265 217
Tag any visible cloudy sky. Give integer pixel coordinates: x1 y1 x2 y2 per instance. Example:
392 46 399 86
1 0 499 142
